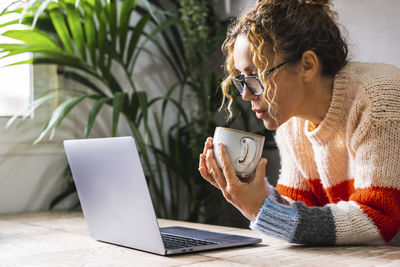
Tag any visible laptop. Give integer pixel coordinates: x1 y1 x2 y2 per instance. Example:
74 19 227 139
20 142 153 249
63 136 262 255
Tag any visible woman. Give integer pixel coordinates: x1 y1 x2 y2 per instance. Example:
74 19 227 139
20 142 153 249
199 0 400 245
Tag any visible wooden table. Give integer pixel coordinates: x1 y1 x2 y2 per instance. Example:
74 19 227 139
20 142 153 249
0 211 399 266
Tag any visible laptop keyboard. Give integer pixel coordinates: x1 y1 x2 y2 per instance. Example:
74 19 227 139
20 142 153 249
161 233 217 249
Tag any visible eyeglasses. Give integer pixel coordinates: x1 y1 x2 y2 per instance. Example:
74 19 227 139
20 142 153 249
231 61 289 96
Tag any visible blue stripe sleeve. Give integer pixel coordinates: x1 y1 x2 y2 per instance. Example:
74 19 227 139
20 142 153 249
250 185 336 245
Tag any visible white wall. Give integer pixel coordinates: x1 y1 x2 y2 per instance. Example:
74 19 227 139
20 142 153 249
231 0 400 67
334 0 400 67
0 65 74 213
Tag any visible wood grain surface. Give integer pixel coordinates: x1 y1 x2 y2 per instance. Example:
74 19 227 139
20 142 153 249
0 211 399 266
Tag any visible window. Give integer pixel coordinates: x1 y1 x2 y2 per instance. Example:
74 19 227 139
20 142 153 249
0 5 33 117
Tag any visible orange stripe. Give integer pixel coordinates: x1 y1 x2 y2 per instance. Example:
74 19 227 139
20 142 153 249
350 187 400 242
276 184 320 206
325 179 355 203
305 179 330 206
305 179 355 204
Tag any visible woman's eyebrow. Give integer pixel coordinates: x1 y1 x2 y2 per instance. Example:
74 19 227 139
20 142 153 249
234 64 255 74
244 64 256 72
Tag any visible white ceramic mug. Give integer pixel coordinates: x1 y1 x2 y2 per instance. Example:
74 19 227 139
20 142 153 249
213 127 265 178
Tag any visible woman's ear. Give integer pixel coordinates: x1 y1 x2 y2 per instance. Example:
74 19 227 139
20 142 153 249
300 50 319 83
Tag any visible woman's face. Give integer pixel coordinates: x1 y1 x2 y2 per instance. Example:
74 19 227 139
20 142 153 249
233 34 305 130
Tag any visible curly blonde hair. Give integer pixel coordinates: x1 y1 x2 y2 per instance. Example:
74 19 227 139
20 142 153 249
220 0 348 120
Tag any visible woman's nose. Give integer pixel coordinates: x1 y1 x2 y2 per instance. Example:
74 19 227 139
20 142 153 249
241 85 257 102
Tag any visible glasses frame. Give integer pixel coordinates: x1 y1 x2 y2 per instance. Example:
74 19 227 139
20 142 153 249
232 61 289 96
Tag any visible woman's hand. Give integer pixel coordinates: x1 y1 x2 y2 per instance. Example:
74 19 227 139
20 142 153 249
198 137 269 221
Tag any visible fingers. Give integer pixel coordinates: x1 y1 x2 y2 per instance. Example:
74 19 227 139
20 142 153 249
199 153 219 188
254 158 268 186
199 137 219 188
202 137 213 154
218 143 238 185
205 149 227 188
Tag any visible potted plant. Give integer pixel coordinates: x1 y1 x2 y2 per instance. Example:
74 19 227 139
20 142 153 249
1 0 184 218
0 0 274 226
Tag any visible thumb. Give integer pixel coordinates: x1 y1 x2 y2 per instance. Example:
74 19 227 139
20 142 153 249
254 158 268 184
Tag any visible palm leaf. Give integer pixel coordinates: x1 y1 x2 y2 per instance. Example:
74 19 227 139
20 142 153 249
82 1 97 67
6 90 64 129
105 0 117 66
1 15 55 32
34 94 87 144
19 0 43 25
1 29 60 48
5 52 99 80
84 97 109 138
65 2 86 60
129 91 140 122
165 98 189 125
63 71 106 97
138 2 186 71
48 1 74 54
129 15 180 74
139 0 158 23
164 18 186 66
93 0 102 17
0 44 61 59
139 31 183 81
101 65 123 94
161 83 179 126
96 7 107 71
136 91 148 127
30 0 51 29
126 14 151 68
112 92 126 137
49 178 76 210
146 83 178 129
50 94 88 138
119 0 139 60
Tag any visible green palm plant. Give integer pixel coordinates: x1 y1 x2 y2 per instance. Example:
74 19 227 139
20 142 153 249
145 0 264 222
1 0 262 223
0 0 185 218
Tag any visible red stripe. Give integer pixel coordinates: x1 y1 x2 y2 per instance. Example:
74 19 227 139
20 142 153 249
305 179 356 204
305 179 330 206
350 187 400 242
325 179 355 203
276 184 320 206
276 179 355 206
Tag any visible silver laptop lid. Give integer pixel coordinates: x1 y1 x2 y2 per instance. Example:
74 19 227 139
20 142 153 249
64 136 165 255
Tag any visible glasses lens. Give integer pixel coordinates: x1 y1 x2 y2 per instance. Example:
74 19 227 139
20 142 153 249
232 79 244 95
245 77 264 95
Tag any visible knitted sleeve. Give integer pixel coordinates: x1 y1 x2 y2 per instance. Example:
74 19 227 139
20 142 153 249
250 123 338 244
251 148 338 245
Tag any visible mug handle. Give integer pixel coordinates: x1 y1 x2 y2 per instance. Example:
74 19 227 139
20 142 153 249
238 137 256 166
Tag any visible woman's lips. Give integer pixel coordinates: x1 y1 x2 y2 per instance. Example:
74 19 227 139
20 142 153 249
252 108 266 119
